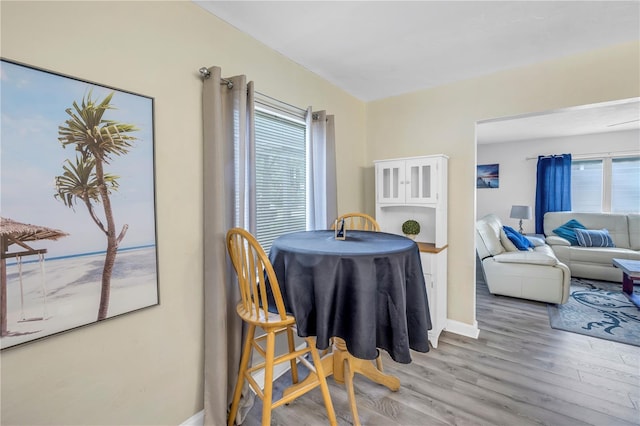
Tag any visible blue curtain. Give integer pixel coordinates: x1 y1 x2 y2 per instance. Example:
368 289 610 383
535 154 572 234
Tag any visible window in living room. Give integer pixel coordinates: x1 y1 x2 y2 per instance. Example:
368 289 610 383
254 107 307 253
572 156 640 213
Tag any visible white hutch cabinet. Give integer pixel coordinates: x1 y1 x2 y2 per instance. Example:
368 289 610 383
376 156 441 205
374 154 448 348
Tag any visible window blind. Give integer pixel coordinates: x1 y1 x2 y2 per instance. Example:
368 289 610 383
571 159 603 212
612 157 640 213
254 109 307 253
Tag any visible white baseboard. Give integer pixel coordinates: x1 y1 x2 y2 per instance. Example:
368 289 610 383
181 410 204 426
445 319 480 339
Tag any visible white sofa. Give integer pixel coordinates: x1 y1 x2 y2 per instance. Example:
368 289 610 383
476 214 571 304
543 212 640 282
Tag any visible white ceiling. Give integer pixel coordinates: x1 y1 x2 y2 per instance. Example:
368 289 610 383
477 97 640 144
196 1 639 101
194 1 640 142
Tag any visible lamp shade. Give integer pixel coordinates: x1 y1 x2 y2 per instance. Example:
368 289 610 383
510 205 532 220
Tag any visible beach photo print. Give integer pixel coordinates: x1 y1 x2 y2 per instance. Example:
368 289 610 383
1 59 158 349
476 163 500 189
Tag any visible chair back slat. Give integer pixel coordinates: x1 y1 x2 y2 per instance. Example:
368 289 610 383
247 243 260 319
227 228 288 321
333 212 380 232
229 232 248 307
255 253 266 317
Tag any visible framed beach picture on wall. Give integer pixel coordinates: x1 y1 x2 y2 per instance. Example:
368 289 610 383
0 59 159 349
476 163 500 189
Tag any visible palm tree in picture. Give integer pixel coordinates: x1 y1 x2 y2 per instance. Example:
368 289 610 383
55 91 138 321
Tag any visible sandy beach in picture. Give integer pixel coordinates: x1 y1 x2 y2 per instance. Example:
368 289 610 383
1 246 158 349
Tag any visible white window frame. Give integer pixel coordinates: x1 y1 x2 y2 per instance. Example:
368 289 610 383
572 153 640 213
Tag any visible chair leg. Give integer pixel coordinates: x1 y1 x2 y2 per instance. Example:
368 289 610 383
261 330 276 426
228 324 256 426
306 338 337 426
286 326 299 384
343 357 361 426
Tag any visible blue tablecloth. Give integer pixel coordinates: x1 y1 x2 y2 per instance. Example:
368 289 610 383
268 230 431 363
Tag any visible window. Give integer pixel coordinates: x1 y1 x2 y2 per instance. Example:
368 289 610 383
612 157 640 212
571 160 603 212
571 156 640 213
254 108 307 253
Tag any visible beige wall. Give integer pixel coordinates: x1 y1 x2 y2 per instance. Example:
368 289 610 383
366 41 640 325
0 2 365 425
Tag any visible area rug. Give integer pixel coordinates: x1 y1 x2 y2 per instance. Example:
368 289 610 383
547 278 640 346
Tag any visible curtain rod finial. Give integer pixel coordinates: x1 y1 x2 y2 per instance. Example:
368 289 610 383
199 67 211 79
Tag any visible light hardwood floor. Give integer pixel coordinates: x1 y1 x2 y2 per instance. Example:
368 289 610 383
242 268 640 425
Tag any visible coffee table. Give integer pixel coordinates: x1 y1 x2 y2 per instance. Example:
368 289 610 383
612 258 640 308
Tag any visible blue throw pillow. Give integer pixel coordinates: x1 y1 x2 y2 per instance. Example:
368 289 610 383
552 219 586 245
502 226 534 251
574 228 615 247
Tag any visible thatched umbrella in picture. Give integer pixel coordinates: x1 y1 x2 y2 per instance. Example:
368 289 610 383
0 217 68 337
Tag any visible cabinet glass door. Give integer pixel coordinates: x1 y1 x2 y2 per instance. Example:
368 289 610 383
406 158 437 204
377 161 404 204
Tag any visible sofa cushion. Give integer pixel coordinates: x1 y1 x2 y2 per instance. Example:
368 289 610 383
546 235 571 246
563 246 640 266
543 212 638 283
533 244 557 257
499 228 519 252
552 219 586 245
493 251 558 266
476 215 505 256
502 226 534 251
545 212 631 249
525 235 546 247
574 228 615 247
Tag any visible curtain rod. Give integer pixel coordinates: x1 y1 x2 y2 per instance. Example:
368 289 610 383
198 67 233 88
526 150 639 160
198 66 308 116
526 154 568 160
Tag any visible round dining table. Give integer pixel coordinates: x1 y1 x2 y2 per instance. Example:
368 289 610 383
268 229 432 362
268 230 432 424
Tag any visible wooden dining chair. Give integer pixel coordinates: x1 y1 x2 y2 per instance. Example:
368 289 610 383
332 212 381 232
226 228 337 426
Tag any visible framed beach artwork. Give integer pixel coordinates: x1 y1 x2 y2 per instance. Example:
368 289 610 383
476 163 500 189
0 59 159 349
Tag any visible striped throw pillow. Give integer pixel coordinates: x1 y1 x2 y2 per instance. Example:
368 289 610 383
574 228 615 247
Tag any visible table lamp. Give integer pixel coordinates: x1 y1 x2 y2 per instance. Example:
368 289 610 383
510 205 532 234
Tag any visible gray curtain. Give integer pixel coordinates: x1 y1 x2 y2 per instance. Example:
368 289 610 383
202 66 256 426
306 109 338 229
